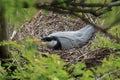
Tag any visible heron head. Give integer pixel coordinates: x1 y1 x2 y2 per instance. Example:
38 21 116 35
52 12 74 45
41 36 58 49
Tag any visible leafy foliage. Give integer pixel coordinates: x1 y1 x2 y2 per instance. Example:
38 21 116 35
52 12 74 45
102 7 120 28
0 40 70 80
4 0 37 32
90 33 120 50
0 62 7 80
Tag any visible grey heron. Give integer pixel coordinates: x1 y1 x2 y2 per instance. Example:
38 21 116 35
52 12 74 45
41 25 95 50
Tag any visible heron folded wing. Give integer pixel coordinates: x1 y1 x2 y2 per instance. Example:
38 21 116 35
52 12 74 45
57 37 74 49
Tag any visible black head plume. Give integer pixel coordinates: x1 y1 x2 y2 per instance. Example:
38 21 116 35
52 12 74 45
41 36 57 41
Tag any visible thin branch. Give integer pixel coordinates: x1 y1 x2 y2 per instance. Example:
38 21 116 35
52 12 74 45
108 1 120 7
54 6 99 16
35 5 101 16
70 1 120 7
97 70 119 80
34 1 120 17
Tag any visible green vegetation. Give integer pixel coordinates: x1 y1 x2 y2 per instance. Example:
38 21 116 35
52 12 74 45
0 0 120 80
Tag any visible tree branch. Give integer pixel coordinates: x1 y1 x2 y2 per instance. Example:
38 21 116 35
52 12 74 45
70 1 120 7
34 1 120 17
97 70 119 80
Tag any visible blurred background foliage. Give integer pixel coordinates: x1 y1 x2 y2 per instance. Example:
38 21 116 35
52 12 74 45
0 0 120 80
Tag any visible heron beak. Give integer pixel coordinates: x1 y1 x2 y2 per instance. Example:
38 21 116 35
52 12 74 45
32 39 42 43
32 39 47 46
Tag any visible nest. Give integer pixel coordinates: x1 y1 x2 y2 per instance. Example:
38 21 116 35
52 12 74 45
10 10 113 68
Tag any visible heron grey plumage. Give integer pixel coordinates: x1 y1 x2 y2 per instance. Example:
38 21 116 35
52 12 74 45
41 25 95 50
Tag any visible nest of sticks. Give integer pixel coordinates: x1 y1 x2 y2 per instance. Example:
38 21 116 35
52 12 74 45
10 10 114 68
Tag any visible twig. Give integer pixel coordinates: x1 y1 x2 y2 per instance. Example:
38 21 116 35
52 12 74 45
10 30 17 40
108 1 120 7
97 70 119 80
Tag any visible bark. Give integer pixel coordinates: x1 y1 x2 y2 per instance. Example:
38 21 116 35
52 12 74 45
0 1 10 59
